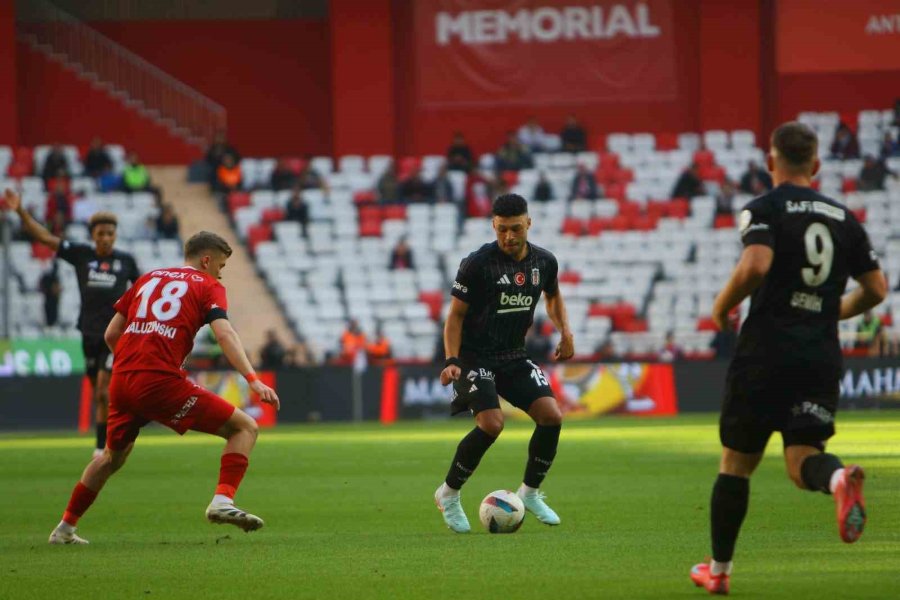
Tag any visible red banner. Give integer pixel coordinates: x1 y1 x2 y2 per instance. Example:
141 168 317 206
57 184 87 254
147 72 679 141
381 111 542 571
414 0 677 107
777 0 900 73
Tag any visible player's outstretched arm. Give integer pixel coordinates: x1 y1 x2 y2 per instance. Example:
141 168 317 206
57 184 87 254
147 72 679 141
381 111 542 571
544 290 574 361
210 318 280 410
104 313 127 353
2 189 62 251
440 297 468 386
712 245 774 329
840 270 887 320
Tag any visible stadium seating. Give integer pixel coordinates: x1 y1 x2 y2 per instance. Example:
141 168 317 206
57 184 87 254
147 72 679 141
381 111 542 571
225 112 900 360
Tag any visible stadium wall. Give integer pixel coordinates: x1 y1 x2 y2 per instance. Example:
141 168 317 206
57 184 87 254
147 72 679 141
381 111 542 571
0 0 17 145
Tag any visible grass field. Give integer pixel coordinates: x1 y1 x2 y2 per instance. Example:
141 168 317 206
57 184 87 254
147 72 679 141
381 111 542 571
1 412 898 599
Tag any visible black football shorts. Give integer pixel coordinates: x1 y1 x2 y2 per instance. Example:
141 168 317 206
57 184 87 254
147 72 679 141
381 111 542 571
720 362 838 454
450 358 554 416
82 334 113 378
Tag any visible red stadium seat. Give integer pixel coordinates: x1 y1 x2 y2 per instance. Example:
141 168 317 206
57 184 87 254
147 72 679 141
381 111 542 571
285 157 308 174
697 317 718 331
32 242 55 260
699 165 726 183
632 215 657 231
228 192 251 214
353 190 377 204
500 170 519 187
399 156 421 179
587 217 609 236
559 271 581 284
614 168 634 184
842 178 857 193
247 223 272 255
261 207 285 224
646 203 667 220
599 153 620 170
668 199 690 219
610 215 630 231
619 318 648 333
383 205 407 220
7 162 30 178
604 183 626 202
359 219 382 237
418 291 444 321
14 146 33 163
358 205 382 222
562 218 584 236
714 214 736 229
589 303 614 317
655 132 678 150
693 150 714 168
852 208 866 223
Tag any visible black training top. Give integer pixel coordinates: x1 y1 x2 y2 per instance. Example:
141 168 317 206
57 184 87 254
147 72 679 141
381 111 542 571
57 240 141 337
451 241 559 364
735 183 879 370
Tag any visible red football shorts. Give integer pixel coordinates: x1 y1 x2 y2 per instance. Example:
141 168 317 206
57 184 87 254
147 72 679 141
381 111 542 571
107 371 237 451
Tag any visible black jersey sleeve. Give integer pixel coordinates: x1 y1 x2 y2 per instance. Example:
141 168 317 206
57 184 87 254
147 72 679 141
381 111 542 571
56 240 91 266
738 197 775 248
847 215 880 277
128 255 142 283
451 254 483 304
544 253 560 296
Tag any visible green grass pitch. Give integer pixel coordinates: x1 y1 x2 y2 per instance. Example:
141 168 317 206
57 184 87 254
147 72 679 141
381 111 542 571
1 412 898 599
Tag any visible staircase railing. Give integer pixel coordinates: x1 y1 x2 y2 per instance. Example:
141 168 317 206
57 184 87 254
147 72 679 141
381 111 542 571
16 0 226 147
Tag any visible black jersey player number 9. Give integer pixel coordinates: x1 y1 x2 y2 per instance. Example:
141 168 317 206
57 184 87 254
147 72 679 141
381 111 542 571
802 223 834 287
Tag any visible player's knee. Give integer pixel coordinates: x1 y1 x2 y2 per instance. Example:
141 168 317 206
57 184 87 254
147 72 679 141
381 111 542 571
104 448 129 473
478 416 504 437
536 409 562 427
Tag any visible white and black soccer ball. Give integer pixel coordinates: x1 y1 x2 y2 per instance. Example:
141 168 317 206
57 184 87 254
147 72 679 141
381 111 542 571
479 490 525 533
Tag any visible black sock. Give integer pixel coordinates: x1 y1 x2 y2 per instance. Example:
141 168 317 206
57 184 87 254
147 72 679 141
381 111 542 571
800 453 844 494
96 422 107 450
523 424 561 488
445 427 497 489
710 474 750 563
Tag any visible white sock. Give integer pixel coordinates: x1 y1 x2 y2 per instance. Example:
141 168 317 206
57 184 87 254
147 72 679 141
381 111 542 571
829 468 845 494
710 560 733 576
212 494 234 506
518 484 539 497
438 483 460 498
57 520 75 533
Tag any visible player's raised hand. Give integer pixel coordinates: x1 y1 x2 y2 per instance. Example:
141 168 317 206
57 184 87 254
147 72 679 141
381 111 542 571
250 379 280 411
440 364 461 386
2 189 21 212
555 332 575 361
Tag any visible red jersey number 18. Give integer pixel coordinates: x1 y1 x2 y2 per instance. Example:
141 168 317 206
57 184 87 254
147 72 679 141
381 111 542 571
135 277 189 321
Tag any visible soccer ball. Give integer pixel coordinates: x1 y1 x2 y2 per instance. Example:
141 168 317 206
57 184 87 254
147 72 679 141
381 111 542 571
479 490 525 533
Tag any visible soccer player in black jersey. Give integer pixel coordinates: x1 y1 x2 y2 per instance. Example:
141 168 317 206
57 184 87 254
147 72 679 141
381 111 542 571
4 190 141 456
689 123 887 595
434 193 574 533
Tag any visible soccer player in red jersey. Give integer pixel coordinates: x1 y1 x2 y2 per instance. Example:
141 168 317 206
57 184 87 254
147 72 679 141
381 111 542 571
49 231 280 544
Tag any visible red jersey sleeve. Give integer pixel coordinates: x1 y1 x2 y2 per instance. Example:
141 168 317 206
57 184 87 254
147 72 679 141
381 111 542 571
113 280 139 316
203 281 229 323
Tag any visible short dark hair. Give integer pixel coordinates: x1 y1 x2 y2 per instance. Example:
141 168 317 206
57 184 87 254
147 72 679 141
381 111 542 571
88 211 117 232
772 121 818 172
492 193 528 217
184 231 233 259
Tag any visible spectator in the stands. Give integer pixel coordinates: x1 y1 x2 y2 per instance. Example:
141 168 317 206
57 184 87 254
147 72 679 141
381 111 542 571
270 158 298 191
738 160 773 195
534 171 553 202
830 122 860 160
560 114 587 152
595 339 617 361
205 130 240 177
658 331 683 362
389 236 415 270
893 98 900 127
879 131 900 159
569 163 600 200
84 138 113 178
285 187 309 237
366 326 392 363
495 131 533 172
377 161 401 203
45 178 74 226
340 319 367 363
672 162 706 199
39 261 61 329
286 335 315 366
856 310 882 349
297 162 326 191
98 165 123 192
525 320 553 363
858 155 897 192
123 152 150 192
41 145 69 182
518 116 547 153
400 167 434 203
215 153 242 193
432 165 455 204
155 203 181 242
259 329 287 369
446 132 474 172
715 179 737 216
465 166 495 217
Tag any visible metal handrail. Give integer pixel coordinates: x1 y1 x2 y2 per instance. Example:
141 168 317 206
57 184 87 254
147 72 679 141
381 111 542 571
17 0 226 147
